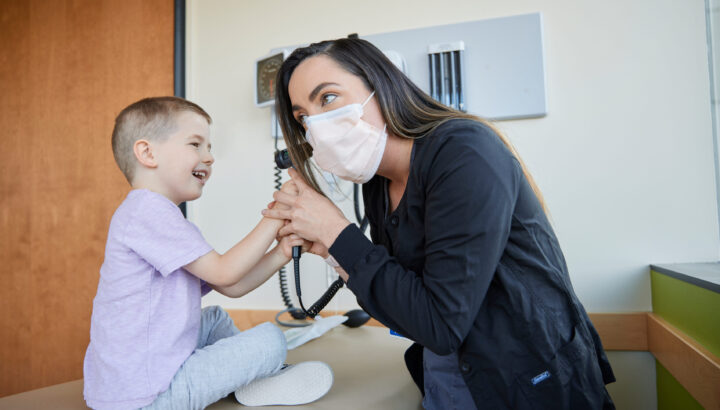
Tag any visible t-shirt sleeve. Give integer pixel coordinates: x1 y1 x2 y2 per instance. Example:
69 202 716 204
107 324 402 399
200 280 213 296
122 194 213 277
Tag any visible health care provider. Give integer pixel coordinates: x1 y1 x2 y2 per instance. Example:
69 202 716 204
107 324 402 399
262 38 616 410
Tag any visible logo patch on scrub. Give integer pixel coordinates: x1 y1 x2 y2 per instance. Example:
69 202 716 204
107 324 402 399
389 329 406 338
531 370 551 385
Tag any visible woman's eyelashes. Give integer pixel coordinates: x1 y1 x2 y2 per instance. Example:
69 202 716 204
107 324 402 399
320 93 337 106
294 93 338 124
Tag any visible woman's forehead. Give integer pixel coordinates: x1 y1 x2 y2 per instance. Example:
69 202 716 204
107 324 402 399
288 56 361 100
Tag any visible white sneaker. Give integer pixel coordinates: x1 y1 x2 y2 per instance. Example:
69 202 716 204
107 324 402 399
234 361 333 406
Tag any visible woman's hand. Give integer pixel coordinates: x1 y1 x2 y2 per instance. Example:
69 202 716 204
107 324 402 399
305 240 330 259
262 168 351 249
264 180 298 217
271 181 298 212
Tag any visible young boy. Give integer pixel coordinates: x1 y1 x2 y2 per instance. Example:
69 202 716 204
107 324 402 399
83 97 332 409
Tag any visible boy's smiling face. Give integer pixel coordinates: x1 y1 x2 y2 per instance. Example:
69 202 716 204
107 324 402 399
152 111 213 205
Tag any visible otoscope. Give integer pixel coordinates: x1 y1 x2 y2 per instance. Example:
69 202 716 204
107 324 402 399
274 148 370 328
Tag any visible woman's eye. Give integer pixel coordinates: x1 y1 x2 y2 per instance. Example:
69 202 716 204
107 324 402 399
321 94 336 106
190 142 200 148
297 114 307 125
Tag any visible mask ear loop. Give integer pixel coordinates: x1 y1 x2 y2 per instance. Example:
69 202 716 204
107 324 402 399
361 91 387 135
361 90 388 142
361 90 376 107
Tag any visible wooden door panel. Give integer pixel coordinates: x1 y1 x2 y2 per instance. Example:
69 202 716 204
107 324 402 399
0 0 174 396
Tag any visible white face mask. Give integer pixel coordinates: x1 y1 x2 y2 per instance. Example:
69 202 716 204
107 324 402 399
304 91 387 184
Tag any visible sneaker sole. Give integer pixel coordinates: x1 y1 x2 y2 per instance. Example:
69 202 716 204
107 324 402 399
234 361 333 406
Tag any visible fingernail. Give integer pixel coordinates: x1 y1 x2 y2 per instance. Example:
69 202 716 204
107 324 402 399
261 210 267 215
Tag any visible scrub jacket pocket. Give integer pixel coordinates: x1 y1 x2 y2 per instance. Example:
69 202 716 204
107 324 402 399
514 326 605 410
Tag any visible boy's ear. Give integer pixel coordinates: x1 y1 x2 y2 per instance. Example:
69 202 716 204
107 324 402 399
133 139 158 168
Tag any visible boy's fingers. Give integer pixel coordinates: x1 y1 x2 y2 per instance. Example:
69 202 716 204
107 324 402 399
278 224 294 237
262 208 291 220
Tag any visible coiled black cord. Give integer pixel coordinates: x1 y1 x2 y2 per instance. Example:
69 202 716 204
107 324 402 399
274 149 367 326
274 148 306 322
292 245 345 318
354 183 370 231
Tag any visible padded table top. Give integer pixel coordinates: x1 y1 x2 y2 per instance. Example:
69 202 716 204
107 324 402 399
0 325 422 410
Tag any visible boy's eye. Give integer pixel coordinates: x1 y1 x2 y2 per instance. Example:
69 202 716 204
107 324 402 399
190 142 200 148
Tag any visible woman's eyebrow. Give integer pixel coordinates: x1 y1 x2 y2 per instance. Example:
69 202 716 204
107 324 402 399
292 82 340 112
308 82 338 101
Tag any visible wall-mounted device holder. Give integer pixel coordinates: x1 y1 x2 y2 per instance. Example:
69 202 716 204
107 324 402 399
363 13 547 120
428 41 466 112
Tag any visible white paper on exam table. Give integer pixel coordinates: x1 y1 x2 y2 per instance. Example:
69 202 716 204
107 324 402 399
284 315 349 350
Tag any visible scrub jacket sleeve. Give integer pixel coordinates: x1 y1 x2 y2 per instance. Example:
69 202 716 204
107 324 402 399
330 130 521 355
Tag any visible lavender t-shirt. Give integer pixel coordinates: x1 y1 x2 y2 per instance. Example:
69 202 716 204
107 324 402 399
83 189 213 409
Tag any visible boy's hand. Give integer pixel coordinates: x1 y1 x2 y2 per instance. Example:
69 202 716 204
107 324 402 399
277 233 310 259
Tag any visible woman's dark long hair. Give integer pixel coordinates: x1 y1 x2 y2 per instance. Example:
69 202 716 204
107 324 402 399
275 38 547 212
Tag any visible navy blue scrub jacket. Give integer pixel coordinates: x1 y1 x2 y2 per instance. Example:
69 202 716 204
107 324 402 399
329 119 616 409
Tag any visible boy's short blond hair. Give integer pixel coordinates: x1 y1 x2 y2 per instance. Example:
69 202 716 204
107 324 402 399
112 96 212 183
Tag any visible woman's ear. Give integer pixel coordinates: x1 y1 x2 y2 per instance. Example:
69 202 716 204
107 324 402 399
133 139 158 168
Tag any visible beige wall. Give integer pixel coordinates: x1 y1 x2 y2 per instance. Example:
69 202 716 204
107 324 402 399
186 1 718 408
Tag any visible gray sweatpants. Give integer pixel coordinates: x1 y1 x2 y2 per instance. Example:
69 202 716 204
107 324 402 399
142 306 287 410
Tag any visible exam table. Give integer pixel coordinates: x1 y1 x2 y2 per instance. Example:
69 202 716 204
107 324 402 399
0 325 423 410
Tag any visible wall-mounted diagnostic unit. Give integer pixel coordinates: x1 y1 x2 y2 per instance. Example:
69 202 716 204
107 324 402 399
256 50 289 139
255 51 286 107
256 12 546 124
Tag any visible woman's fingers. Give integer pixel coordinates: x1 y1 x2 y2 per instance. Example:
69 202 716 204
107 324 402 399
273 190 297 206
280 180 298 195
288 168 310 191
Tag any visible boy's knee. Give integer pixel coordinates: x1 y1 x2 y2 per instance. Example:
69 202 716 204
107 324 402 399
255 322 287 363
202 305 226 319
256 322 285 347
